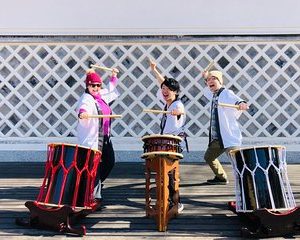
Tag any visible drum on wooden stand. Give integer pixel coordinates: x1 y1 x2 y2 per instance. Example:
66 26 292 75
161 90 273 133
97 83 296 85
16 143 101 236
228 145 300 238
141 134 183 232
141 134 183 159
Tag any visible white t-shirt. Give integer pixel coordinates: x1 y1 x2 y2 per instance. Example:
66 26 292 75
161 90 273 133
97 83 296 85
157 91 186 135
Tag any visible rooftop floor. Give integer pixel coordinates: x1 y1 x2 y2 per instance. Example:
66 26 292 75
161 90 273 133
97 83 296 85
1 162 300 239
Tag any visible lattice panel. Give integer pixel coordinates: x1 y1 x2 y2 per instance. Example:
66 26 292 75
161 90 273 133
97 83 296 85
0 40 300 141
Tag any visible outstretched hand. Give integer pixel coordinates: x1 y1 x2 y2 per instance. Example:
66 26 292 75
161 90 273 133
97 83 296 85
202 70 209 79
149 57 165 84
170 108 184 116
79 112 89 119
238 102 249 111
149 58 157 71
111 68 119 77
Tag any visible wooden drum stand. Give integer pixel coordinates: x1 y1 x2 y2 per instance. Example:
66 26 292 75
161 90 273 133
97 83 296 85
141 134 183 231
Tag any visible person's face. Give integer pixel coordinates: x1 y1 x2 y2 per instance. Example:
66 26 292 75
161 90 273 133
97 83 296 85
161 84 177 103
87 83 102 96
206 76 222 93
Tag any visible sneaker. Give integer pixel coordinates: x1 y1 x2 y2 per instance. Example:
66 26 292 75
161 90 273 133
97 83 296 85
207 176 229 185
178 203 184 213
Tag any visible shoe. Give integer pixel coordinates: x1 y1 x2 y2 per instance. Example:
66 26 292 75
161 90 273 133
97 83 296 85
178 203 184 213
207 176 229 185
93 198 102 211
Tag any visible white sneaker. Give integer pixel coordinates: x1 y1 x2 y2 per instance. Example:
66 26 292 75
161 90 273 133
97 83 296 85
178 203 184 213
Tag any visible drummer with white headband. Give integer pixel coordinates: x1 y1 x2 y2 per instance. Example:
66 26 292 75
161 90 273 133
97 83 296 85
202 68 248 185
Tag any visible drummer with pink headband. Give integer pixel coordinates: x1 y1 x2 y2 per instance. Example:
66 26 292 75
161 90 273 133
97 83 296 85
76 67 119 207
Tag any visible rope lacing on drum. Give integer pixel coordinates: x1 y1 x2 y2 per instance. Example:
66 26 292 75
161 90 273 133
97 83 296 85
230 146 296 212
36 144 101 209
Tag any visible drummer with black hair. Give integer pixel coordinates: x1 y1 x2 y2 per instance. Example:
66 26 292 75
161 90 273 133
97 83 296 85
76 68 119 208
202 69 248 185
150 59 186 213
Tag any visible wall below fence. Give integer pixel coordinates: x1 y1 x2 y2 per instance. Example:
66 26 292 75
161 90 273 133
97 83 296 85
0 137 299 163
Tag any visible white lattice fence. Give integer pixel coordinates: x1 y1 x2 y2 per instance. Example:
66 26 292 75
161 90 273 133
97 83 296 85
0 39 300 146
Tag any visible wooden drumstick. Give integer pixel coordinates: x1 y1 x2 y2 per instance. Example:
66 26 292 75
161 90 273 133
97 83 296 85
143 109 185 115
204 61 214 72
218 103 240 109
202 61 215 79
143 109 171 114
87 114 122 118
90 64 119 73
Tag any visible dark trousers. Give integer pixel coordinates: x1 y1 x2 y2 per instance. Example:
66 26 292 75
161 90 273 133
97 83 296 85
94 135 115 199
98 135 115 182
168 170 180 205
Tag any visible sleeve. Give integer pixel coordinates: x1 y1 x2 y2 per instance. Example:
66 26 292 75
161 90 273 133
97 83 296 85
176 100 185 113
100 76 120 104
76 94 94 115
76 94 97 127
203 87 213 100
222 90 245 119
226 89 246 104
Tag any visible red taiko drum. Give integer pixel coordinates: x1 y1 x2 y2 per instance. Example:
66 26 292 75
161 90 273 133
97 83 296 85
36 143 101 209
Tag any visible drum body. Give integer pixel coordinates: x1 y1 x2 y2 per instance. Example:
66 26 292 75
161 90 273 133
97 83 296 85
142 134 183 154
229 145 295 212
36 143 101 209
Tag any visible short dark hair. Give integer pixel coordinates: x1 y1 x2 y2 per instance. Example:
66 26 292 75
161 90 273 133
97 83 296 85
161 77 180 93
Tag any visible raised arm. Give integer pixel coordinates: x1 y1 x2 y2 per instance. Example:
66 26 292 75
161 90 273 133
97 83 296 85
149 58 165 85
100 68 120 103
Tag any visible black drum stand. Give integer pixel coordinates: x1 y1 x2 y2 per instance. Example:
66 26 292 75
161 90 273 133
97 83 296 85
228 201 300 238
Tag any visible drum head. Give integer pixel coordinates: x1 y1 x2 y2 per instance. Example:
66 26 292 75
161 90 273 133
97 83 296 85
141 134 182 142
229 145 285 155
48 142 100 153
141 151 183 160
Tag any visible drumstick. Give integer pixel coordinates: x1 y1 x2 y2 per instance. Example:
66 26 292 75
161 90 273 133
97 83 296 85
90 64 119 73
87 114 122 118
204 61 214 72
143 109 171 114
202 61 214 79
143 109 185 115
218 103 240 109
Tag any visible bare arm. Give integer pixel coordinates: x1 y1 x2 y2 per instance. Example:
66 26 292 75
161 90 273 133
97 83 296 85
149 58 164 85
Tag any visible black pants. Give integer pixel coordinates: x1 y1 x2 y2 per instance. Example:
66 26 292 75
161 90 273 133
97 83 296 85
168 170 181 205
98 135 115 182
94 135 115 199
